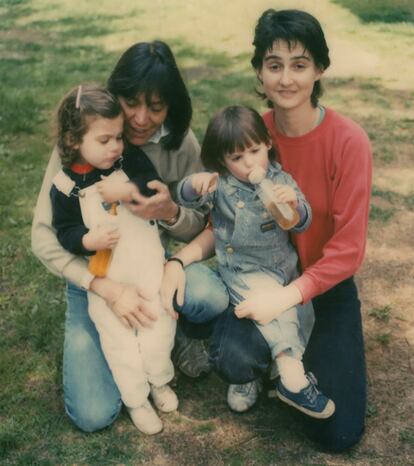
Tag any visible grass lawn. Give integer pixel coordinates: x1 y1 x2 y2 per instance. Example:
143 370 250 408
1 0 413 465
332 0 414 23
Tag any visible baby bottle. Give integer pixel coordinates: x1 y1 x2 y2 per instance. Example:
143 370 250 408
88 203 118 277
248 166 300 230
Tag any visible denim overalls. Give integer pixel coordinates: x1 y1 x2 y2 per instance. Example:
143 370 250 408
178 162 314 360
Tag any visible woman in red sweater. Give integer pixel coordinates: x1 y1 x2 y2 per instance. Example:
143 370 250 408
209 9 372 452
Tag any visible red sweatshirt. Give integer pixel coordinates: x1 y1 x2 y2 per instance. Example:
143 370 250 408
263 108 372 303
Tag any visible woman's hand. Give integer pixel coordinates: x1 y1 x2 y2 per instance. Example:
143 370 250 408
90 278 158 329
126 180 179 221
96 177 134 203
82 224 120 251
191 172 219 196
160 260 186 320
272 184 298 209
108 284 159 329
235 283 303 325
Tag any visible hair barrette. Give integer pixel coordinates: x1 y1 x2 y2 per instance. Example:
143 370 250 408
75 85 82 109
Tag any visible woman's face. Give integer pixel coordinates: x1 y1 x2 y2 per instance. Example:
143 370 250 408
119 93 168 146
257 40 323 112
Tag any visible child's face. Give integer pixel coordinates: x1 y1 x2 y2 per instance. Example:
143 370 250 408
223 141 270 183
75 114 124 169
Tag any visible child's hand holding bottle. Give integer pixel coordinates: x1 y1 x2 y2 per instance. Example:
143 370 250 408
248 166 300 230
272 184 298 209
82 224 120 251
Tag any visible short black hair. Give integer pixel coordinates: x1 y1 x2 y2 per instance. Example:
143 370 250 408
251 9 330 107
201 105 274 174
107 40 192 150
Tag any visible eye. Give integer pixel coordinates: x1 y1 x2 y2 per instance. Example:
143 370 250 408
268 62 281 71
124 98 138 107
99 138 109 144
294 62 306 70
116 134 123 141
150 103 166 113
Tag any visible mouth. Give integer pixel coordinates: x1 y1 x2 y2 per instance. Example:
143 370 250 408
128 125 151 136
277 90 296 97
105 155 121 164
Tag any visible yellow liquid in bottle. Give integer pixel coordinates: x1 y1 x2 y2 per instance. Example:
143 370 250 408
88 203 118 277
265 201 300 230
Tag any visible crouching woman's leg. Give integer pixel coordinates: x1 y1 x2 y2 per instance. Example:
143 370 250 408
302 278 366 452
209 306 271 384
63 283 122 432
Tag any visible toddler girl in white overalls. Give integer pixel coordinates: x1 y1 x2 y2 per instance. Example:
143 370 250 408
50 84 176 434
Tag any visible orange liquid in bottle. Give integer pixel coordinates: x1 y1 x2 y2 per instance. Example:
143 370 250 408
249 166 300 231
265 200 300 231
88 203 118 277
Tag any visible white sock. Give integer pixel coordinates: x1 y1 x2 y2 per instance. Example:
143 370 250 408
276 355 308 393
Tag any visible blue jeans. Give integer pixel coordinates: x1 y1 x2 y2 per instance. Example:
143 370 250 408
63 262 228 432
209 278 366 453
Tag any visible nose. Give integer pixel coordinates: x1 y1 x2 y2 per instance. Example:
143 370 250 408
133 105 149 126
111 138 123 154
244 155 256 169
280 67 293 86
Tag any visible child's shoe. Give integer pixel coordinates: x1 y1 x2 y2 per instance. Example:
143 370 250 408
150 384 179 413
276 372 335 419
227 379 262 413
127 400 163 435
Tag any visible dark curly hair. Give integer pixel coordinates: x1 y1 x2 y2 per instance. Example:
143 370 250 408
251 9 330 107
56 84 122 167
201 105 275 175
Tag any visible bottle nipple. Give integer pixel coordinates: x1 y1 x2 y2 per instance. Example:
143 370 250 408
248 166 266 184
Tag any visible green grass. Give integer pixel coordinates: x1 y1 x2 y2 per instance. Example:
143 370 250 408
368 305 391 323
333 0 414 23
1 1 414 465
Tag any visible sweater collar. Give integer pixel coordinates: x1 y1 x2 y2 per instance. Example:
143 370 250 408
71 162 95 174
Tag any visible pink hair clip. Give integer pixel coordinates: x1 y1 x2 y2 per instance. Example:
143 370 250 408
75 85 82 109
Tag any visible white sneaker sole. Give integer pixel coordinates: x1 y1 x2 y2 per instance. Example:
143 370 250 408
276 390 336 419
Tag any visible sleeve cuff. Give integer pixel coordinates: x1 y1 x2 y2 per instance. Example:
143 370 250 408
158 205 185 231
291 274 319 304
79 269 95 291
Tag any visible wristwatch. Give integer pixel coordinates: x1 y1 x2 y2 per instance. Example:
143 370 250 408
163 205 181 226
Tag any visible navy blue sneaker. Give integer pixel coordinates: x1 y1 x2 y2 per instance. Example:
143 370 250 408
276 372 335 419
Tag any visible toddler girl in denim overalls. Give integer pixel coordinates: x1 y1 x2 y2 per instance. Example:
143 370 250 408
176 105 335 419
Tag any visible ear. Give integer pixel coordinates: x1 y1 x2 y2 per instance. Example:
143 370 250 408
314 66 325 82
64 132 81 151
256 68 263 84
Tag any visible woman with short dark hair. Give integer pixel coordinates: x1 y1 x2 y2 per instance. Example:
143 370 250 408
210 9 371 452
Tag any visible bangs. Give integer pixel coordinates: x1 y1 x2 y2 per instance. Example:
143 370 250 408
221 121 264 156
121 61 170 105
